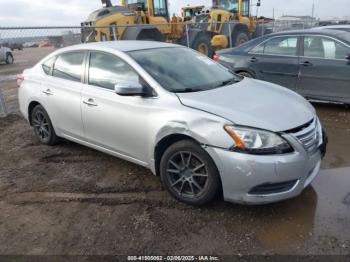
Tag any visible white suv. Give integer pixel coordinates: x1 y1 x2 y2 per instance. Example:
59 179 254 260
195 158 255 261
0 44 14 64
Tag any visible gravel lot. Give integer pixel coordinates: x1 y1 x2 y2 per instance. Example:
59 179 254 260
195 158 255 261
0 48 349 256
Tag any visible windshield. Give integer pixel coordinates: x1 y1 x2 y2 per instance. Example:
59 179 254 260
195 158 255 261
128 47 241 93
214 0 238 12
213 0 250 15
124 0 148 11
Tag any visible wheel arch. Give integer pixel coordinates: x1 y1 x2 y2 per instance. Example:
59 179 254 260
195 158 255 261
154 133 224 200
154 134 201 177
28 101 42 126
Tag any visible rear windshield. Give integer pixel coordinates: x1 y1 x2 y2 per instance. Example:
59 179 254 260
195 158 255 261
128 47 241 93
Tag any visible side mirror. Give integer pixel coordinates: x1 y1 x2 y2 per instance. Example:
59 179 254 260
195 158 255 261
114 80 146 96
346 54 350 61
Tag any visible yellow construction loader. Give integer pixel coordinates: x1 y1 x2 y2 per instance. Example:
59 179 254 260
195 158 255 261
81 0 262 57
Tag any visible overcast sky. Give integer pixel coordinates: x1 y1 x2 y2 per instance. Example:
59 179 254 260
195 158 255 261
0 0 349 26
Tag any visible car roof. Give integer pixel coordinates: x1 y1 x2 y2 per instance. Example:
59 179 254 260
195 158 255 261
314 24 350 29
269 29 346 37
59 41 179 53
268 29 350 44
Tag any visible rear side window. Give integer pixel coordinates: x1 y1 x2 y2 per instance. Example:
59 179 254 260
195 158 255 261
251 36 298 56
88 52 139 90
42 56 56 75
53 52 85 82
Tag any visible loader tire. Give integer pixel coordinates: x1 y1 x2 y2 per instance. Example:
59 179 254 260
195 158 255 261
192 34 214 58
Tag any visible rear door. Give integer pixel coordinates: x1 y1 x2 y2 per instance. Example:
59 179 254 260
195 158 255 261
247 35 301 91
297 35 350 102
40 51 86 139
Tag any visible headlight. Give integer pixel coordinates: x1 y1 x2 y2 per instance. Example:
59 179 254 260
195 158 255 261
316 117 323 147
224 125 293 154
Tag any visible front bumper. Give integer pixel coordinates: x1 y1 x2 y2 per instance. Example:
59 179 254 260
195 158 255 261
205 131 327 205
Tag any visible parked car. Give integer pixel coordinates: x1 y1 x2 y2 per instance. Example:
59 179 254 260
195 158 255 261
313 24 350 33
18 41 327 205
1 42 23 51
0 44 14 64
214 29 350 104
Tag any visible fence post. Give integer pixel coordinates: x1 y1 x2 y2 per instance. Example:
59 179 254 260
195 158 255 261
228 22 233 48
185 24 190 48
0 89 7 118
113 24 118 40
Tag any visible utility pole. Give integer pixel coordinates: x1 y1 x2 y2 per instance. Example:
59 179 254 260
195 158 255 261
312 1 315 18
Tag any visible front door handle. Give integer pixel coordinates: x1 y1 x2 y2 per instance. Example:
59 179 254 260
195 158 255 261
249 57 258 63
300 61 313 67
83 98 98 107
42 89 53 96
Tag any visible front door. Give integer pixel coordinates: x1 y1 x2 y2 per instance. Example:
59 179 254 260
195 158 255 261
248 35 300 91
297 35 350 102
81 51 154 163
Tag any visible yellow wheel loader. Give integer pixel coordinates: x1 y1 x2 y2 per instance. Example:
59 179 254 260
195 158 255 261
81 0 262 57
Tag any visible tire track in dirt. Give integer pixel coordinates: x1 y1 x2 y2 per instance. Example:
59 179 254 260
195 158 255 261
2 191 176 206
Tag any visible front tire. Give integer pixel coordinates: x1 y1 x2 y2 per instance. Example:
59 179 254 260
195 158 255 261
31 105 59 145
6 53 14 64
160 140 221 206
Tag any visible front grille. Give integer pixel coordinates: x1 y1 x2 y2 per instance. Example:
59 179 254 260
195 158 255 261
248 180 298 195
287 118 321 154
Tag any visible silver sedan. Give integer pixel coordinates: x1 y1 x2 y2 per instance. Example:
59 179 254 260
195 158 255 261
18 41 327 205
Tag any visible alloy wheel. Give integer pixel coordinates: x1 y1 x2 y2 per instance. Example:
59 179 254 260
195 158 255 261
166 151 208 198
33 110 50 142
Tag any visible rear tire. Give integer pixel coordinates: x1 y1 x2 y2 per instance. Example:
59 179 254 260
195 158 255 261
160 139 221 206
31 105 59 145
5 53 14 64
192 34 214 58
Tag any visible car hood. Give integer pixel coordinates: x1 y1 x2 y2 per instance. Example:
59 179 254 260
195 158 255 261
176 78 315 132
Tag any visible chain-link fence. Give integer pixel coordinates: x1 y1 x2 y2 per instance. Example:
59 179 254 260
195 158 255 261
0 19 323 52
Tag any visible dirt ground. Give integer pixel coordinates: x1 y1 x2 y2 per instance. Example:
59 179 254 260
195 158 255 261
0 48 349 257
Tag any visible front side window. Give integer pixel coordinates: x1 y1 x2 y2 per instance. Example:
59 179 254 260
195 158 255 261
129 47 241 93
304 36 349 60
88 52 139 90
251 36 298 56
52 52 85 82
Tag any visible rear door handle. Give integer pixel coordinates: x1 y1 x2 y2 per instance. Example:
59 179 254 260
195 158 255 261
42 89 53 96
300 61 313 67
83 98 98 107
249 57 258 62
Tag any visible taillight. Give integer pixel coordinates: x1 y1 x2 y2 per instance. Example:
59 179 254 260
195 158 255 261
17 74 24 88
213 54 220 62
